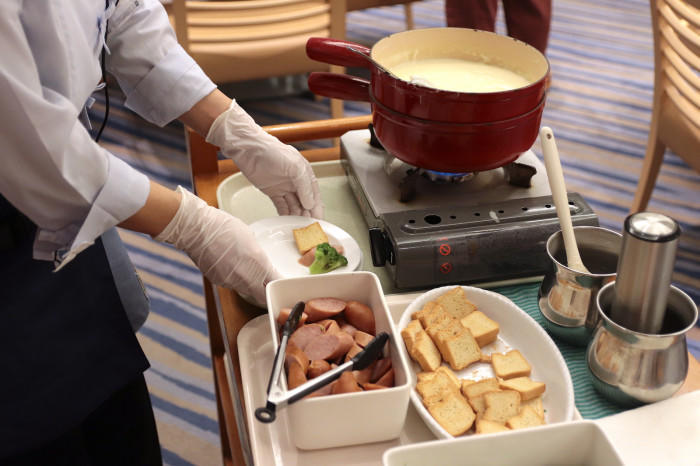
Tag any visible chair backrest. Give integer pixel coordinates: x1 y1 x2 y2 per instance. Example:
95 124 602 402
169 0 347 83
650 0 700 155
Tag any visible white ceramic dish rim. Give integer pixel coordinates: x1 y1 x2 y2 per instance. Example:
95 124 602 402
397 285 575 439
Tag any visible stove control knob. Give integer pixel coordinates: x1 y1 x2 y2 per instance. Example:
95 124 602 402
369 228 394 267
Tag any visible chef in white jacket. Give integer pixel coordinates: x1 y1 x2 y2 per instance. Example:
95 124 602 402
0 0 322 463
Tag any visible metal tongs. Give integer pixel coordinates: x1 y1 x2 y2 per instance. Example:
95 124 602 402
255 301 389 423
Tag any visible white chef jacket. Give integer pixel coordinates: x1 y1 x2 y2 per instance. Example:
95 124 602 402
0 0 216 265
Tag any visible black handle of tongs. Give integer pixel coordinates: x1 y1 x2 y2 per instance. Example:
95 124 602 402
256 301 306 423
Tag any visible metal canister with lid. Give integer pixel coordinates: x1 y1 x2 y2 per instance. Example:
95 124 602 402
609 212 681 334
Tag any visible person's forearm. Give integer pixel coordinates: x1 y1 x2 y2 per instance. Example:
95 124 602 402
178 88 232 137
118 181 182 237
120 90 231 238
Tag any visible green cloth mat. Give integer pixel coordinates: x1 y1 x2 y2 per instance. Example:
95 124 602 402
492 282 626 419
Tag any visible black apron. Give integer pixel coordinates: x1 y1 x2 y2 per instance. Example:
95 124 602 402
0 195 150 458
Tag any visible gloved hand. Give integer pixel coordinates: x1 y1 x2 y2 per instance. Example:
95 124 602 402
206 100 323 218
155 186 281 306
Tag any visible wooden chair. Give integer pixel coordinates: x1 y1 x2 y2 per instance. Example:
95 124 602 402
185 114 371 465
167 0 347 119
631 0 700 212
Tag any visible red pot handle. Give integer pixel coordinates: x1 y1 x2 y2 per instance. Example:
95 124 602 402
308 72 371 102
306 37 373 69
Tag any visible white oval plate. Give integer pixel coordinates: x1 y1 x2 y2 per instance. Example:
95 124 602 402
397 285 575 439
249 216 362 278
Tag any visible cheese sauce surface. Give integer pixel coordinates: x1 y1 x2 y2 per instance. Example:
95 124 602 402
390 58 531 93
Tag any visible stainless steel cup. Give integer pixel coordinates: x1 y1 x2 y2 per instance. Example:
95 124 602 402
587 282 698 407
538 226 622 346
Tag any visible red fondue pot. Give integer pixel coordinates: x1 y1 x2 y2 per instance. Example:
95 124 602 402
309 71 544 172
306 28 550 124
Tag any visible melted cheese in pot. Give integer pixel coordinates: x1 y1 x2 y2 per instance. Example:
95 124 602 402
390 58 531 93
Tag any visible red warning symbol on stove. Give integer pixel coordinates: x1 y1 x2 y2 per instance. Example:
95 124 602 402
439 243 451 256
439 262 452 274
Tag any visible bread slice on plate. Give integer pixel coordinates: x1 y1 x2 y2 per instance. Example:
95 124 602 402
460 310 500 347
506 405 545 430
436 286 477 319
426 390 476 436
483 389 521 424
491 349 532 379
499 376 546 401
292 221 328 254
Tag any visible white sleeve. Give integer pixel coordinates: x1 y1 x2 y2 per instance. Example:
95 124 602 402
106 0 217 126
0 3 150 264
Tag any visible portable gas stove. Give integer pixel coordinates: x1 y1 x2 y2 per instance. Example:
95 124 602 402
341 128 599 290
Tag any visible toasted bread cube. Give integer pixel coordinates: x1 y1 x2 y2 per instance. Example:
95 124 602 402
491 350 532 379
436 286 477 319
480 352 492 363
411 300 437 321
462 378 501 416
416 370 459 402
462 377 500 400
419 306 455 332
476 419 511 434
410 331 441 372
521 396 544 419
426 391 476 436
435 327 481 371
460 310 500 347
499 376 546 401
292 222 329 254
401 319 424 354
483 390 521 424
426 316 463 341
435 366 461 389
506 405 545 430
416 366 460 391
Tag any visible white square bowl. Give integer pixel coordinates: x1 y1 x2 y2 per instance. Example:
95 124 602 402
265 271 412 450
382 421 624 465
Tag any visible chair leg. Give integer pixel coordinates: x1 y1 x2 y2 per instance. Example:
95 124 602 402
631 137 667 213
404 3 414 30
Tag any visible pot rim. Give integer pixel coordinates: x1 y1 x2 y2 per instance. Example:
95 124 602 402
596 281 699 338
545 226 621 277
370 27 551 97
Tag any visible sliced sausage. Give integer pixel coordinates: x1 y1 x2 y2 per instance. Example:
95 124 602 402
307 359 331 379
304 298 347 322
317 319 340 334
344 343 363 362
285 344 309 374
353 367 372 384
370 357 392 383
331 371 362 394
353 330 374 348
276 307 308 328
376 368 395 387
297 244 344 267
286 360 307 390
304 332 354 361
298 247 316 267
344 301 375 334
361 383 387 391
288 323 323 350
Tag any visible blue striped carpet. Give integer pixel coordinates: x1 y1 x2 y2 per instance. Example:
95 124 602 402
89 0 699 464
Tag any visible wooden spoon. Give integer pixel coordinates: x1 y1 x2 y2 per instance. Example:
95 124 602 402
540 126 590 273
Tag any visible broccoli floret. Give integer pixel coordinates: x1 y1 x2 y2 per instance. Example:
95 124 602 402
308 242 348 275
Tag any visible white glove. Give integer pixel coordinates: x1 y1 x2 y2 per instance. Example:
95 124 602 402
205 100 323 218
155 186 281 306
